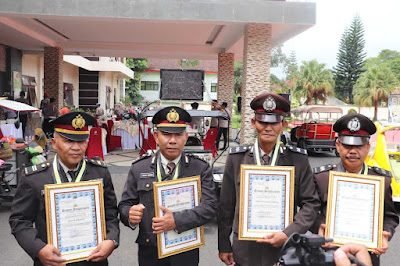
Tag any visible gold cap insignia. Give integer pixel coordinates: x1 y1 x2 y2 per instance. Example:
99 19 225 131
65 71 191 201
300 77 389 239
72 114 86 129
166 109 179 123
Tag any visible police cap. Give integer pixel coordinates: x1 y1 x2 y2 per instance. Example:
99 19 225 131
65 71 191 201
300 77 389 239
333 113 376 146
152 106 192 133
50 111 96 141
250 93 290 123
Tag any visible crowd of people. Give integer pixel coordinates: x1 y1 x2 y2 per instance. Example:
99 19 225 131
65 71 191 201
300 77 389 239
7 92 398 266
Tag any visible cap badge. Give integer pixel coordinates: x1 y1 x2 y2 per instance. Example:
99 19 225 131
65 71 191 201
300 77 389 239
166 109 179 123
347 117 361 132
72 114 86 129
263 96 276 112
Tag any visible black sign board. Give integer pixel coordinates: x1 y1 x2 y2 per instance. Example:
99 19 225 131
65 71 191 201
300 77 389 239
160 69 204 100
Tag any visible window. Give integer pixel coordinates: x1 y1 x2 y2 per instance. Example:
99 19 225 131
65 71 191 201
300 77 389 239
211 83 218 92
63 83 74 106
141 81 159 91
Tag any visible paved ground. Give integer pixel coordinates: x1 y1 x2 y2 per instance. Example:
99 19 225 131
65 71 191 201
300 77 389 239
1 142 399 265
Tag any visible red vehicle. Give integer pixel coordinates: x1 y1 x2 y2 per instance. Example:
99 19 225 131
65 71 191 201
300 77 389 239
289 105 343 156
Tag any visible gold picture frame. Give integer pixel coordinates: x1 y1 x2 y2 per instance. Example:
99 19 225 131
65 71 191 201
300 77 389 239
153 176 204 258
325 171 385 251
239 165 295 241
44 180 106 264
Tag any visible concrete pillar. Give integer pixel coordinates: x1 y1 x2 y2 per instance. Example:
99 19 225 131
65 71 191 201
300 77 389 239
217 53 234 139
44 47 64 110
240 23 272 145
0 45 6 72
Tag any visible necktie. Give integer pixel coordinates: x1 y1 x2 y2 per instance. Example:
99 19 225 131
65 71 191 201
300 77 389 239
68 170 76 182
166 162 175 175
262 154 270 165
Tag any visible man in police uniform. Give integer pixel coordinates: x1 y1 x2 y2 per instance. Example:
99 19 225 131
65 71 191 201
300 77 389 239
313 113 399 265
10 112 120 266
118 106 218 266
218 93 320 266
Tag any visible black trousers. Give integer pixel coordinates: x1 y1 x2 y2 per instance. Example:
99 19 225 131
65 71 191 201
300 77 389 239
216 127 228 149
138 245 199 266
19 114 28 137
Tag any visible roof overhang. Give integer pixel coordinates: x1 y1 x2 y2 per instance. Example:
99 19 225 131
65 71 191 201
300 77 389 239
63 55 133 79
0 1 316 60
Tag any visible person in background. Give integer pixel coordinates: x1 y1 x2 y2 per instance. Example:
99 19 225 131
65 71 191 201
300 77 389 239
210 100 219 129
190 102 203 129
16 91 29 137
216 102 230 150
312 113 399 266
40 93 51 136
4 96 17 120
96 103 105 117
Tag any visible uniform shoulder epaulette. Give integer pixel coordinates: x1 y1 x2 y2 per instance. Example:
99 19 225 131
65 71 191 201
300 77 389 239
229 145 251 154
186 153 208 164
372 166 392 177
132 153 151 164
87 158 107 167
24 162 51 176
313 164 334 174
286 145 308 155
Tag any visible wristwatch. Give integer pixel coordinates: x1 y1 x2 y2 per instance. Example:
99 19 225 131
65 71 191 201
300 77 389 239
112 240 119 249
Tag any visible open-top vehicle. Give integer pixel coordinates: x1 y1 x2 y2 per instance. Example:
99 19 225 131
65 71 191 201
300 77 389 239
138 108 230 197
366 121 400 204
289 105 343 156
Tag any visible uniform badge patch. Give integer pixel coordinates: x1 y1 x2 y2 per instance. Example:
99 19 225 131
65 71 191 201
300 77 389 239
140 172 155 179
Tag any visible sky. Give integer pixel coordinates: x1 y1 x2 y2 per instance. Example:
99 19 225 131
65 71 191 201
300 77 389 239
272 0 400 77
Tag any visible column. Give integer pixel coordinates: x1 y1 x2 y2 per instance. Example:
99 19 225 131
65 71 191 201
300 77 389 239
240 23 272 145
44 47 64 111
0 45 6 72
217 53 234 140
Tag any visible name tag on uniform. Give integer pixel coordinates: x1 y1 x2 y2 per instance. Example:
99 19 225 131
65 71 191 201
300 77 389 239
140 172 154 179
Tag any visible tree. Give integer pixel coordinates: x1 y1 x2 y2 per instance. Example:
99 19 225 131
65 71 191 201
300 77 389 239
333 15 366 103
364 49 400 81
125 58 147 105
353 65 399 120
293 60 335 105
284 50 299 81
233 61 243 95
178 59 200 68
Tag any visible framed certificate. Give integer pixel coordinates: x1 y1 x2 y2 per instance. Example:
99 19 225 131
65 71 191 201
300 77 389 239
44 180 106 263
239 165 295 241
153 176 204 258
325 171 385 251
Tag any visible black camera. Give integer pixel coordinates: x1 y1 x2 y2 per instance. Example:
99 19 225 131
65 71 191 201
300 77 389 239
278 233 335 266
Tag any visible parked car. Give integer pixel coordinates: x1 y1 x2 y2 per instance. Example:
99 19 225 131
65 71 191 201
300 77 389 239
289 105 343 156
365 121 400 205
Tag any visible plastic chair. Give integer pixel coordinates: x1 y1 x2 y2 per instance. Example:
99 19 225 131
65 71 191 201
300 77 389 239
104 120 122 151
86 127 104 160
202 128 218 158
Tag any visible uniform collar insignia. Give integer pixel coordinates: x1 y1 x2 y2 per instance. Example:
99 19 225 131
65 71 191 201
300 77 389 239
263 96 276 112
347 117 361 132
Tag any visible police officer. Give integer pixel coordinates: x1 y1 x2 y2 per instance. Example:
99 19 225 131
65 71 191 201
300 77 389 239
218 93 320 266
313 113 399 266
118 106 218 266
9 112 120 266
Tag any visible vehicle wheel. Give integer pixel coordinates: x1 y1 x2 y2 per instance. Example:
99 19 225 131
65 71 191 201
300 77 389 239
297 139 306 149
334 149 340 157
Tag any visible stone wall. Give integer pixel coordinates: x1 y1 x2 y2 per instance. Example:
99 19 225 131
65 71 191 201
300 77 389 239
0 45 6 72
217 53 234 134
240 23 271 144
44 47 64 110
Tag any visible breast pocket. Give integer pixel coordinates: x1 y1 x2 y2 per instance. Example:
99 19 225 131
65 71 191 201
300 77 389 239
137 179 155 206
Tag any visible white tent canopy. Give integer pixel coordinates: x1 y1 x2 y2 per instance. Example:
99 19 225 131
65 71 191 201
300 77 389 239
0 99 39 112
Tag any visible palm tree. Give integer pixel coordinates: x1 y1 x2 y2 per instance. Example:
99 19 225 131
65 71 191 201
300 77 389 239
293 60 335 105
353 65 399 120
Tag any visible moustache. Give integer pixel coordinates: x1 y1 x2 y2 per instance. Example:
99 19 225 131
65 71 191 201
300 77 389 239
345 155 361 160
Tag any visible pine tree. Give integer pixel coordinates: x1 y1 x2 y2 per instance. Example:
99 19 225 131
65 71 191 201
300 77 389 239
333 15 366 103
